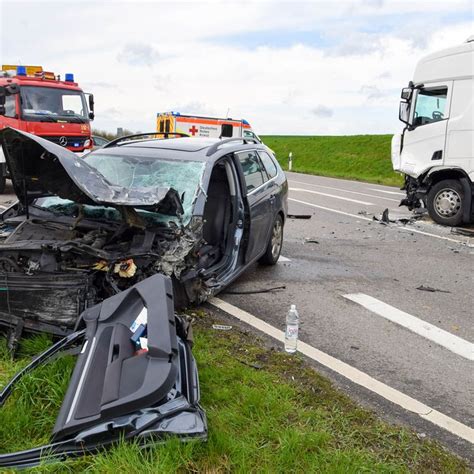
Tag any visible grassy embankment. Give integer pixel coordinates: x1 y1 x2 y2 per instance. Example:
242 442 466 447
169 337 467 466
261 135 403 187
0 311 468 473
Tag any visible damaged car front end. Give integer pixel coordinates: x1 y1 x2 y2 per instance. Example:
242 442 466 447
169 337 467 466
0 274 206 469
0 128 210 338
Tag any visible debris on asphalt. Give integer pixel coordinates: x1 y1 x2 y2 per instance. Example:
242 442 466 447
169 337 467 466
212 324 233 331
224 285 286 295
305 238 320 244
450 227 474 237
416 285 451 294
288 214 312 219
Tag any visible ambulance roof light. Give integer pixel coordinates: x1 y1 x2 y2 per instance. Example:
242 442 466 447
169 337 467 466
17 66 27 76
242 119 249 125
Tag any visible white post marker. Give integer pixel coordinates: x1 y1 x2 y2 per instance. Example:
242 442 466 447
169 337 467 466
209 297 474 444
288 152 293 171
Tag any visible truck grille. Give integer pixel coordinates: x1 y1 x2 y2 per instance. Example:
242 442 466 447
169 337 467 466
42 136 88 149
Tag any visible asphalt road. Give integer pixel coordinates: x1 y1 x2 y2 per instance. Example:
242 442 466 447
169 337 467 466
1 175 473 460
212 172 474 460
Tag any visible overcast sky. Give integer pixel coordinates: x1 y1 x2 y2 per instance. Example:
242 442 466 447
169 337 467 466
0 0 472 135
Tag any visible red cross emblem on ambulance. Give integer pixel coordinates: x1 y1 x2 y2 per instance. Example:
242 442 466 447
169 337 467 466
189 125 199 136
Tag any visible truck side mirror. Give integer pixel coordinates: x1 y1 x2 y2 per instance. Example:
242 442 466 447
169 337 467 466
86 93 95 120
401 88 412 100
399 101 410 125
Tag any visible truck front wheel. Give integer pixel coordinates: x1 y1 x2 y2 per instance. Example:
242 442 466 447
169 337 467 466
426 179 464 226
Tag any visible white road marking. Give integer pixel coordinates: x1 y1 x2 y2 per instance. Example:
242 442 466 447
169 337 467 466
289 179 400 202
369 188 405 196
290 187 374 206
289 198 474 247
343 293 474 361
209 297 474 444
278 255 291 262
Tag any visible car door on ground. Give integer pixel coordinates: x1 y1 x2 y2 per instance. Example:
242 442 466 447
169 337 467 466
236 150 277 263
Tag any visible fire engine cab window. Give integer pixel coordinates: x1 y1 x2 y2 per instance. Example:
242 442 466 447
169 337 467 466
413 88 447 127
237 151 268 192
20 86 88 122
4 95 16 118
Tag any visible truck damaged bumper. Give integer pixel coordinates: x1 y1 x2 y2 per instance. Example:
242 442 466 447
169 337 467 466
0 274 207 469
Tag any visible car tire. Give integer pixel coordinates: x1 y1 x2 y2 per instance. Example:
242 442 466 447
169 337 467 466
426 179 464 226
259 214 283 265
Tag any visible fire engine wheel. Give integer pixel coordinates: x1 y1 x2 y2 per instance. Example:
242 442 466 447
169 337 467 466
426 179 464 226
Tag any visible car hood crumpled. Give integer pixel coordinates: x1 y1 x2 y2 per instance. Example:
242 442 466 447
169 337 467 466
0 127 184 216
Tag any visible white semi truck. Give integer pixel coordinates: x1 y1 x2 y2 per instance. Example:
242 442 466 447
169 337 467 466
392 36 473 226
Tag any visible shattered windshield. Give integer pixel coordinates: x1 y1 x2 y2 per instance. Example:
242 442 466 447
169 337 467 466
20 86 88 123
36 153 205 226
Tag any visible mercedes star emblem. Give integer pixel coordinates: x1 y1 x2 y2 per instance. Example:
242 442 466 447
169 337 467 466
59 136 68 147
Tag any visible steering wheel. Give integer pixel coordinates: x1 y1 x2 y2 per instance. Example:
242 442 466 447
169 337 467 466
432 111 444 120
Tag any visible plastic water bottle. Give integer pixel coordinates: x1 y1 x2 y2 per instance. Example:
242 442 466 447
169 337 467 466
285 305 299 353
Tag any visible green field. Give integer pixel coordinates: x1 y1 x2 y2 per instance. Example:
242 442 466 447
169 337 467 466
0 312 467 473
261 135 403 187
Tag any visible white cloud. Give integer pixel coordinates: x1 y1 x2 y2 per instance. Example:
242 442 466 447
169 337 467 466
0 0 472 135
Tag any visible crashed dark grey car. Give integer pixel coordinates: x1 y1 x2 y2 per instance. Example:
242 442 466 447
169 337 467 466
0 128 287 337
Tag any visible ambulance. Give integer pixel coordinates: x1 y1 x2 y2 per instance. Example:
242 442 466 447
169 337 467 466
156 112 262 142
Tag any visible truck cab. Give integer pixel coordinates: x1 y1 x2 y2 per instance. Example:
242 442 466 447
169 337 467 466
392 37 474 226
0 65 94 193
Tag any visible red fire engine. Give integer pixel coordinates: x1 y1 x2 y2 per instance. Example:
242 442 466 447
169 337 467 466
0 65 95 193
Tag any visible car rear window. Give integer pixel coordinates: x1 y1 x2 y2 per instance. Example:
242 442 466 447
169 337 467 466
237 151 268 192
258 151 278 179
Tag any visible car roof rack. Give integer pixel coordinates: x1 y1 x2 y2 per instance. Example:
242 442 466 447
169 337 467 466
206 137 260 156
103 132 190 149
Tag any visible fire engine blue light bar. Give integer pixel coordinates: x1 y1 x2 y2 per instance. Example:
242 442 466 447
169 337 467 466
16 66 27 76
65 73 74 82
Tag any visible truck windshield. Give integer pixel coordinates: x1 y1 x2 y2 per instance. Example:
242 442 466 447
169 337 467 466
20 86 89 123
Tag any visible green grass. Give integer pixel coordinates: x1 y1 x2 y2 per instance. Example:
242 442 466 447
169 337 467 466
0 312 468 473
261 135 403 187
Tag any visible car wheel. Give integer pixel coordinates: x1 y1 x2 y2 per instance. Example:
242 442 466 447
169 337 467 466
426 179 464 226
259 214 283 265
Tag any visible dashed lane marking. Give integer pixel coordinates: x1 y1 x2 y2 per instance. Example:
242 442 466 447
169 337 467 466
290 187 374 206
343 293 474 361
209 297 474 444
289 198 474 247
289 179 400 202
369 188 405 196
